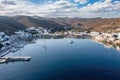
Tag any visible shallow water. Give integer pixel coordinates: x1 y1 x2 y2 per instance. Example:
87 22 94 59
0 39 120 80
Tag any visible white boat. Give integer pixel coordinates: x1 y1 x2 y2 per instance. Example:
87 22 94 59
68 40 74 44
0 59 6 64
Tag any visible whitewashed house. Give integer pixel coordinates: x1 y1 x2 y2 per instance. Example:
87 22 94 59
117 32 120 39
0 32 11 51
89 31 100 37
15 30 32 41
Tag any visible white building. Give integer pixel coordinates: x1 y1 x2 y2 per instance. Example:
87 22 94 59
89 31 100 37
117 32 120 39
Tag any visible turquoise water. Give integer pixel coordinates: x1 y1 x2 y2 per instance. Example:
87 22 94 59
1 39 120 80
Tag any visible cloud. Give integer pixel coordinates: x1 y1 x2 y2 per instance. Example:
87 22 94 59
0 0 120 18
81 0 120 12
1 0 16 5
79 0 120 17
74 0 89 4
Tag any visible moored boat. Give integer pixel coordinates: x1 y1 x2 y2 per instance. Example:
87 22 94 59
68 40 74 44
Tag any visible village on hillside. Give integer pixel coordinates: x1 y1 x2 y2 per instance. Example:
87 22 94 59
1 27 120 57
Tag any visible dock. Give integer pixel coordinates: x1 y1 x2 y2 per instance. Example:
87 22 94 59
0 56 32 64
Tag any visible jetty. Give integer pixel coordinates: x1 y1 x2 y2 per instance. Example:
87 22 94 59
0 56 31 64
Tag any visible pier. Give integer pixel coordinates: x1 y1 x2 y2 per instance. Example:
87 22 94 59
0 56 31 64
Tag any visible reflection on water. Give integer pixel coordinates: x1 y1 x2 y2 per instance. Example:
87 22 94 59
1 39 120 80
93 39 120 51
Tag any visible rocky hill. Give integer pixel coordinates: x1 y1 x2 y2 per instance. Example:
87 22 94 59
0 16 26 34
12 16 66 31
0 16 120 34
48 17 120 32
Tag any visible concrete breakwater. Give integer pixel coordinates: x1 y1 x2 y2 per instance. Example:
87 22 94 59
0 56 31 64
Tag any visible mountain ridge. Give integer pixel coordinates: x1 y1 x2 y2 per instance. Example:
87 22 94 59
0 16 120 34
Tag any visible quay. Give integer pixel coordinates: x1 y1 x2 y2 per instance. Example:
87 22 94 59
0 56 31 64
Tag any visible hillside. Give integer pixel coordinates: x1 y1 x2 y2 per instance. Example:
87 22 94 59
86 18 120 32
48 17 120 32
12 16 66 31
0 16 120 34
0 16 26 34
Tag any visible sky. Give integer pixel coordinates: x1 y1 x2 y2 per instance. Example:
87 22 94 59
0 0 120 18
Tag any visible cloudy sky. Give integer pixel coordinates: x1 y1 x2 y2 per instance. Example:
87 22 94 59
0 0 120 18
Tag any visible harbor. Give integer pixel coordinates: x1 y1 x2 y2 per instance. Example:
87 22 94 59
1 38 120 80
1 27 120 64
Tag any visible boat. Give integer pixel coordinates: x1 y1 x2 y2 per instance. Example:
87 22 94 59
68 40 74 44
41 45 47 50
0 59 6 64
